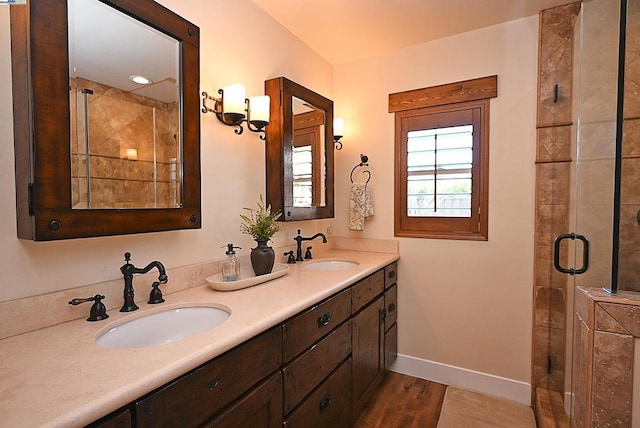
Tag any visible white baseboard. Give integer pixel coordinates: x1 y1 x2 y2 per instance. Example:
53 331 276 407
389 354 532 406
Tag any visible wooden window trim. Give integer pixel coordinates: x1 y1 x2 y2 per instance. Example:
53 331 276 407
391 76 496 241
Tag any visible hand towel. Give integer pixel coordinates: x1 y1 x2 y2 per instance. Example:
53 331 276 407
349 182 374 231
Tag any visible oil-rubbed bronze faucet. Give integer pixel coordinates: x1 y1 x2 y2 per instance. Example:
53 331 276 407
294 230 327 262
119 252 168 312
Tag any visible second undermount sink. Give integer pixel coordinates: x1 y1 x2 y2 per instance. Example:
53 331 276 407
304 259 360 271
96 306 230 349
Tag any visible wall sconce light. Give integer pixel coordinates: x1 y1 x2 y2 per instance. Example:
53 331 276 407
333 117 344 150
126 148 138 160
201 84 270 140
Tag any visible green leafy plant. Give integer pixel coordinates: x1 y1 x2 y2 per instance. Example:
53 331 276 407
240 195 283 241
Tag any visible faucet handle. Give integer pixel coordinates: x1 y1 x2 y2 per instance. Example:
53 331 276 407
284 251 296 264
69 295 109 322
305 246 313 259
148 281 165 304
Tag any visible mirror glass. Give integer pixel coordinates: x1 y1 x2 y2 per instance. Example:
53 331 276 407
292 96 326 208
68 0 181 209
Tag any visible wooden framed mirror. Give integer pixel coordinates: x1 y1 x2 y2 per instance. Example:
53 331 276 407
265 77 334 221
10 0 201 240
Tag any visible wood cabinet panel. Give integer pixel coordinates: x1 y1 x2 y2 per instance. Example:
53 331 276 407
136 327 282 428
282 288 351 362
352 270 384 313
203 372 282 428
282 320 351 414
283 358 351 428
352 295 385 421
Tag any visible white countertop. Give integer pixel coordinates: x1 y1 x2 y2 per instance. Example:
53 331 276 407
0 250 398 428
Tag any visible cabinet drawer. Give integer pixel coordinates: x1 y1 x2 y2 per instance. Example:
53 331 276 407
282 288 351 362
384 284 397 331
136 327 282 428
203 372 282 428
352 270 384 313
384 262 397 289
283 320 351 415
87 408 131 428
284 358 351 428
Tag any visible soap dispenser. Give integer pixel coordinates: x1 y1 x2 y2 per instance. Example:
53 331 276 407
222 244 241 282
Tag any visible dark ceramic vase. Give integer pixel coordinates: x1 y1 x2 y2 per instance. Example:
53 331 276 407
251 239 275 276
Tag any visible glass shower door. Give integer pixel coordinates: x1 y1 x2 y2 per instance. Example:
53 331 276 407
564 0 624 423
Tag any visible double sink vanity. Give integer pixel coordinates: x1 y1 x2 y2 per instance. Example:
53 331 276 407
0 248 399 427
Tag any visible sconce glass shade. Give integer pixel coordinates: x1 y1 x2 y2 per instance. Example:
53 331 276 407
126 148 138 160
334 117 344 137
222 84 246 118
249 95 270 125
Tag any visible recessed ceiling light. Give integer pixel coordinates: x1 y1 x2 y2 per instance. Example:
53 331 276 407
130 75 153 85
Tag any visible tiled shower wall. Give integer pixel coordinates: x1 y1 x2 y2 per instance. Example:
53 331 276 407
70 77 180 209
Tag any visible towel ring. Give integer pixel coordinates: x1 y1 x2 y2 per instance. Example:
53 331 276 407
350 154 371 184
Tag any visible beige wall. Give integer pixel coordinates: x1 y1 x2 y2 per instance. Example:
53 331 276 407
0 0 333 302
332 17 538 383
1 1 537 388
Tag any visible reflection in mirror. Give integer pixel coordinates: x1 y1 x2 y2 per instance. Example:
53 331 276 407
265 77 334 221
68 0 181 209
292 96 326 208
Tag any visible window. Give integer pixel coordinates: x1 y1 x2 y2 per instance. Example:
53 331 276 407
390 76 496 240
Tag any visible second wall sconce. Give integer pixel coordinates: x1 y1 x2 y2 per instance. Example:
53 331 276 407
333 117 344 150
202 84 270 140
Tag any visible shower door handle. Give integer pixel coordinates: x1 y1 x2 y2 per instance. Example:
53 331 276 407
553 233 590 275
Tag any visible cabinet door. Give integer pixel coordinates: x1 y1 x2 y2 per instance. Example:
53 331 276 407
351 295 385 421
384 322 398 371
203 372 282 428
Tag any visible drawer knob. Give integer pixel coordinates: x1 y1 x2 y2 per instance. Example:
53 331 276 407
318 312 331 327
388 270 396 279
207 378 220 390
389 303 396 313
319 394 332 412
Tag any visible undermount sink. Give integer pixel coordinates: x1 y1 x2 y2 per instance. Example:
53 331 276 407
96 306 230 349
304 259 360 271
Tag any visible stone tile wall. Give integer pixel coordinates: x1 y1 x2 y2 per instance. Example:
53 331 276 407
533 2 580 401
70 77 180 209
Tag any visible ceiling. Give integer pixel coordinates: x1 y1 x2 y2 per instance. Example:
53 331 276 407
250 0 576 65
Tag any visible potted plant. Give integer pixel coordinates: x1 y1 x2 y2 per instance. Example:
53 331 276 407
240 195 283 275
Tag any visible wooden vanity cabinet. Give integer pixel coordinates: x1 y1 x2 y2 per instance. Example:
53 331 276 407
135 327 282 428
86 262 399 428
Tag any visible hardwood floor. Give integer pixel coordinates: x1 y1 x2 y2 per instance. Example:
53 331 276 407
353 372 447 428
